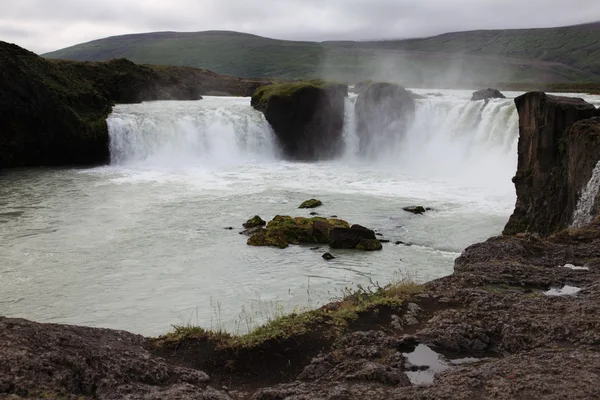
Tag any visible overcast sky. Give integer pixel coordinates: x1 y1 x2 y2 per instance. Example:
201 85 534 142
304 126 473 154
1 0 599 54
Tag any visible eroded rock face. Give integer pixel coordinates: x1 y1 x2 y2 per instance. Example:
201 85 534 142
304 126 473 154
251 83 348 160
354 82 416 155
471 88 506 101
504 92 600 236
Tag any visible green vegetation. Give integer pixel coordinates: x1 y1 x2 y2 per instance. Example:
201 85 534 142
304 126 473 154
247 215 349 248
43 23 600 85
251 81 331 108
157 275 424 349
242 215 266 229
299 198 323 209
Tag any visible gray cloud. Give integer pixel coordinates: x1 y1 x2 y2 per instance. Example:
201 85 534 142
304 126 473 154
0 0 598 53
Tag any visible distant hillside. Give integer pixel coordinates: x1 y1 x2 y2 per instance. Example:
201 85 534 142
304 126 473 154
43 22 600 86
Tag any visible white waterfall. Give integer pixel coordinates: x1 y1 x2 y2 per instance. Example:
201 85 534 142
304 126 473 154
572 159 600 227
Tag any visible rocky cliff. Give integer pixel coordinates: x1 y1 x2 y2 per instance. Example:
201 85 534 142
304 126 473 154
0 42 113 167
0 41 269 168
251 81 348 160
504 92 600 236
354 82 416 155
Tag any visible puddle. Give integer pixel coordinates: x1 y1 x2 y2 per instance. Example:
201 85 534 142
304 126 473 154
544 285 582 296
403 344 481 385
560 264 589 271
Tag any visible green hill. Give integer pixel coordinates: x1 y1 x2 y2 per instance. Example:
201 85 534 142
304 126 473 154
43 22 600 86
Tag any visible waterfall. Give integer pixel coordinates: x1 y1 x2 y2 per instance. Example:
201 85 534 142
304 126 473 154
572 160 600 227
107 97 278 167
106 94 518 187
341 95 518 185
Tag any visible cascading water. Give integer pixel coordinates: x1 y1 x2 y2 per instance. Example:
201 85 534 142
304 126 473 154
342 94 519 186
107 97 278 166
572 160 600 227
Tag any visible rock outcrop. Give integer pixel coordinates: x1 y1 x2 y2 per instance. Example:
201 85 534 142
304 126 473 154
504 92 600 236
471 88 506 101
0 42 112 168
0 41 270 168
354 82 415 155
251 81 348 160
330 224 382 251
247 215 350 248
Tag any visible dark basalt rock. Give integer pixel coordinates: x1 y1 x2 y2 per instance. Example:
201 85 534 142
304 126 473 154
471 88 506 101
251 82 348 160
330 225 379 250
322 252 336 260
354 82 416 155
403 206 433 215
504 92 600 236
0 42 112 168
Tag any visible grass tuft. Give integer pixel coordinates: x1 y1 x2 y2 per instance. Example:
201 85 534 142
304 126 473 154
156 270 423 350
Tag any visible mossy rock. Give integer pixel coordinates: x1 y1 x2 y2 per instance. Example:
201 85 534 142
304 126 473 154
243 215 266 229
247 228 288 249
356 239 383 251
251 80 339 109
299 199 323 209
247 215 350 249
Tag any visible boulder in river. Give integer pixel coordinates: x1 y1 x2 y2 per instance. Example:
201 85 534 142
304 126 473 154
330 224 380 250
504 92 600 236
251 81 348 160
471 88 506 102
247 215 350 249
322 252 336 260
403 206 433 215
299 199 323 209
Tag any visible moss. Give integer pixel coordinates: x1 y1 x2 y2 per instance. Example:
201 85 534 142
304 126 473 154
247 215 350 248
299 199 323 209
356 239 383 251
243 215 266 229
252 80 339 109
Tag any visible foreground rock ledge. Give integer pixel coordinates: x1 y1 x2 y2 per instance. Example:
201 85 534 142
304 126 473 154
4 219 600 399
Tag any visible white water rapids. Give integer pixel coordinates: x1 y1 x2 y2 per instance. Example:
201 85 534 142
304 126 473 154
3 89 595 336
